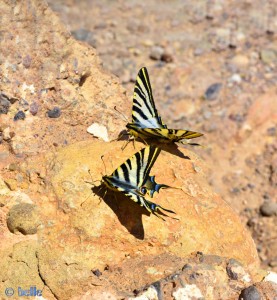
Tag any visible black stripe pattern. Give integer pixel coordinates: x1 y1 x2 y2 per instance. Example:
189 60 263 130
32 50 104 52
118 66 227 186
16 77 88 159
102 146 175 219
127 67 203 144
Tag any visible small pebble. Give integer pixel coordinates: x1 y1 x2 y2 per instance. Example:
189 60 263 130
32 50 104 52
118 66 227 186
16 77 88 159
267 126 276 136
260 201 277 217
47 107 61 118
0 95 11 114
204 83 222 100
229 73 242 84
149 46 164 60
30 102 39 115
260 49 277 64
229 113 244 123
194 48 204 56
239 285 261 300
161 52 174 63
19 99 29 111
22 55 32 68
7 203 40 235
71 28 97 47
182 264 192 271
226 265 238 280
72 28 91 41
269 258 277 268
92 269 102 277
14 110 26 121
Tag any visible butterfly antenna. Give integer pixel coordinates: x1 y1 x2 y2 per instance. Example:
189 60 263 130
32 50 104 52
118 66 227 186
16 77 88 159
114 106 129 122
84 169 102 186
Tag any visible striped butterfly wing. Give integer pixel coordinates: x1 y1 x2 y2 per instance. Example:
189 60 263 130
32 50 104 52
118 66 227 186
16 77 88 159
102 146 175 218
127 67 203 144
131 67 167 129
127 124 203 143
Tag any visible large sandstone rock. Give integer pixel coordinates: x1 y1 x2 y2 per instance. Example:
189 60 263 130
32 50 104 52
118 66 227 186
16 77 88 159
0 139 259 299
0 0 128 159
0 0 273 299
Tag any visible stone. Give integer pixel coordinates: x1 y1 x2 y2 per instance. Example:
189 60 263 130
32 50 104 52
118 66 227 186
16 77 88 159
0 0 128 157
149 46 164 60
0 94 11 114
239 285 261 300
260 49 277 64
18 99 29 111
87 123 109 142
71 28 97 48
0 241 44 299
229 73 242 84
22 54 32 68
18 139 258 298
260 201 277 217
13 110 26 121
7 203 41 235
231 54 250 67
29 102 39 115
204 83 222 100
47 107 61 118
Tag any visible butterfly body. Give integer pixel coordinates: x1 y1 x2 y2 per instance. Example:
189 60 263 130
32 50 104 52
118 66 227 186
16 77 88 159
102 146 175 219
126 123 202 144
127 67 203 144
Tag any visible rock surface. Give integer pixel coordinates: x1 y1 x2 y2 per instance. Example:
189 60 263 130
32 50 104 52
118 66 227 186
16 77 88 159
0 0 128 159
0 0 277 299
1 140 260 299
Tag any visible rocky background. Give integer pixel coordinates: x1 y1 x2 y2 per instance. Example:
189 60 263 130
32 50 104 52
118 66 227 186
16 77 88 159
49 0 277 273
0 0 276 299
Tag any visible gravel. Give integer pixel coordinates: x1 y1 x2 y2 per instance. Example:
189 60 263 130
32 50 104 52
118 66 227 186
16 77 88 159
260 201 277 217
47 107 61 118
14 110 26 121
239 285 261 300
204 83 222 100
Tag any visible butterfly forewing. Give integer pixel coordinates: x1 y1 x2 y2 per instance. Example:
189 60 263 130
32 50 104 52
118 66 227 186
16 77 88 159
109 146 160 188
102 146 175 218
132 67 166 129
127 67 203 145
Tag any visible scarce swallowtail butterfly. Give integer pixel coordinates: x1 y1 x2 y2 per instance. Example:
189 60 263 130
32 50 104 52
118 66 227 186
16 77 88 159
102 145 175 220
126 67 203 145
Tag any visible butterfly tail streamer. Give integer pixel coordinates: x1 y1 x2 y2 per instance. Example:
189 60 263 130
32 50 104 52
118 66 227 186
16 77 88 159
144 198 176 219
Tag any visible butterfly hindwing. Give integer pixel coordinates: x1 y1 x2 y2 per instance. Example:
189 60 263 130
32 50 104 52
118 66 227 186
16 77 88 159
102 146 175 218
127 124 203 143
127 67 203 144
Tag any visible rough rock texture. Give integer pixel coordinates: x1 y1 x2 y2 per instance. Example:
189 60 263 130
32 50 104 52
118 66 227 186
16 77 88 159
0 0 128 159
0 0 276 299
1 140 260 299
7 203 40 234
46 0 277 273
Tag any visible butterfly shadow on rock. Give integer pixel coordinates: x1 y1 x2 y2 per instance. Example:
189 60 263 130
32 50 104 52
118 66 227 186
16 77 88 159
152 142 191 160
115 132 191 160
91 185 148 240
91 185 174 240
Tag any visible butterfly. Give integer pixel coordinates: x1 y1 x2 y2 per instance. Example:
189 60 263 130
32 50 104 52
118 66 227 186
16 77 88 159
126 67 203 145
102 145 175 220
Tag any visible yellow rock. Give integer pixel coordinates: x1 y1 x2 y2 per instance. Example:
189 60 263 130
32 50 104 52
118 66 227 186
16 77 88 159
38 139 258 269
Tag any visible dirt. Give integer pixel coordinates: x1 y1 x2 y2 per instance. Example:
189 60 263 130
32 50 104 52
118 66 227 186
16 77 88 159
47 0 277 272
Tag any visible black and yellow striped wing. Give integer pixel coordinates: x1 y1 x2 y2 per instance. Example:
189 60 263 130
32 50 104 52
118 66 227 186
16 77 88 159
102 146 175 219
131 67 166 129
127 124 203 144
126 67 203 144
